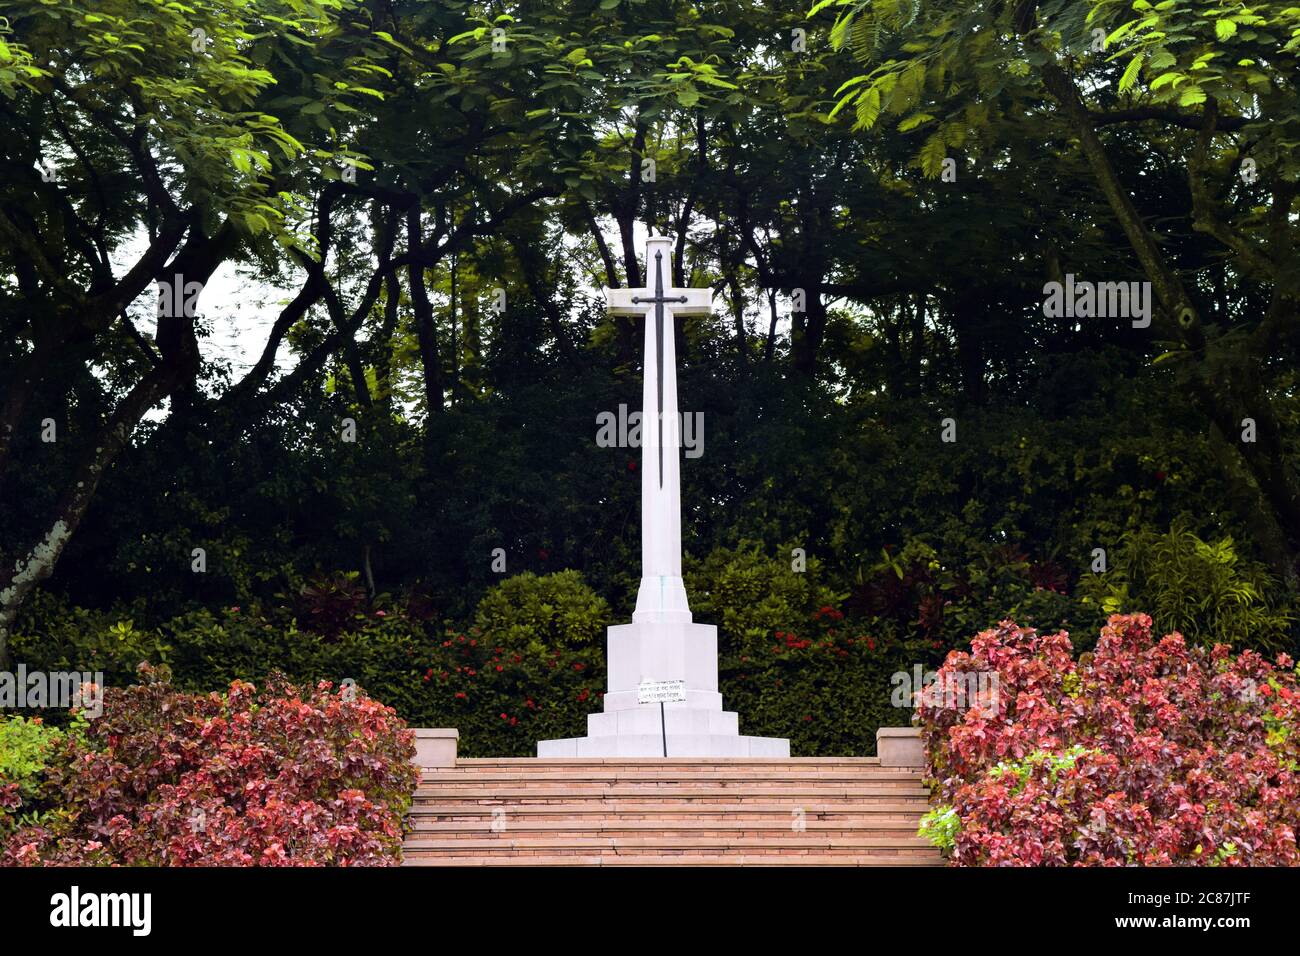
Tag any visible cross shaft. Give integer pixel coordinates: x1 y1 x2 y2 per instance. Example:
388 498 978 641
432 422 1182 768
630 250 688 487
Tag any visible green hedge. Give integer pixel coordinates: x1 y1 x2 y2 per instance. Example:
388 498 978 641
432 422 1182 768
18 529 1286 756
10 601 933 757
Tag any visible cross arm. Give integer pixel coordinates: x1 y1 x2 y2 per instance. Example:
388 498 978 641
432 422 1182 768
670 287 714 316
604 287 646 316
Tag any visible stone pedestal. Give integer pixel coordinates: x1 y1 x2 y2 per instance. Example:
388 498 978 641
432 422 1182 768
413 728 459 768
538 620 789 758
876 726 925 768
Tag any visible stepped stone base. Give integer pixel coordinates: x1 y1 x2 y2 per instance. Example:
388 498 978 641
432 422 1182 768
539 732 788 758
537 619 788 758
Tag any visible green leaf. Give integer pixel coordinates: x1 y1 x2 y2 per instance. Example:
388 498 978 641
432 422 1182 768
852 86 882 129
1148 49 1176 70
918 131 947 178
833 74 873 97
1119 53 1144 93
1215 19 1238 40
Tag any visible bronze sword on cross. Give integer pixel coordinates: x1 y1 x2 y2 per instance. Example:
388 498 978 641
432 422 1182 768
630 250 687 488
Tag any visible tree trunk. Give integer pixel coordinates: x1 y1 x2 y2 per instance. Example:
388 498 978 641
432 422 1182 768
791 281 827 377
408 210 444 420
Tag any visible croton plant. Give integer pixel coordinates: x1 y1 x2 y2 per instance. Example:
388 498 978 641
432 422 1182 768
2 664 418 866
919 614 1299 866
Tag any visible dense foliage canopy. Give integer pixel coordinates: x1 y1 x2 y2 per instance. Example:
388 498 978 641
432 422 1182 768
2 0 1298 735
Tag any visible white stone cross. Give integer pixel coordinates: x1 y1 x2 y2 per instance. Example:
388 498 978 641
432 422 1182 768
538 233 789 756
604 236 712 624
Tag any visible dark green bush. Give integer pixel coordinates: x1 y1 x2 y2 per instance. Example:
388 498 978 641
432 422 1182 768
472 570 610 652
685 541 843 649
9 592 172 691
1076 518 1294 651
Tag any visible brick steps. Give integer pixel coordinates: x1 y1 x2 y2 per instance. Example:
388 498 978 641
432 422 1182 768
411 804 926 820
422 774 922 787
403 854 944 867
410 822 924 837
403 758 941 867
403 842 935 858
415 789 930 803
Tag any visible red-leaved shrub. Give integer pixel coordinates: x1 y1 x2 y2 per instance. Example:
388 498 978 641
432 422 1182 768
1 664 418 866
919 613 1299 865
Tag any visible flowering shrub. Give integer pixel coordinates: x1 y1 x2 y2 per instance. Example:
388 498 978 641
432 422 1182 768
416 625 605 755
720 605 938 755
919 613 1300 865
1 664 418 866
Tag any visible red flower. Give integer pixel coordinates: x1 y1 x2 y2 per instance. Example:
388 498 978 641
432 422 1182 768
495 665 503 672
500 713 508 720
573 663 585 671
627 460 637 471
455 692 467 700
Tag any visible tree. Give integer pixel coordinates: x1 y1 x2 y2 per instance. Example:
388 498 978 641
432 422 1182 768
0 0 392 664
819 0 1300 576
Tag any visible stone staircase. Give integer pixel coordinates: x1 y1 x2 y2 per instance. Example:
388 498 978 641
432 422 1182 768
402 757 942 866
